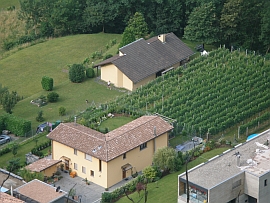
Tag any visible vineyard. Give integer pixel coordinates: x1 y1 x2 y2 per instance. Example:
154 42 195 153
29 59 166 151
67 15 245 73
76 47 270 138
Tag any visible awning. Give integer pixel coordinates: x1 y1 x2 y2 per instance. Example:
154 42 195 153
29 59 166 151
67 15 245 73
121 163 133 171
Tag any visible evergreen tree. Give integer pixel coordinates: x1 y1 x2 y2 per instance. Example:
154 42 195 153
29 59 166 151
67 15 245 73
184 2 220 44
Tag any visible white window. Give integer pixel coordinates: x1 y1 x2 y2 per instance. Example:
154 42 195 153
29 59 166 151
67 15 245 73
85 153 92 161
82 166 86 174
74 163 78 170
74 149 77 155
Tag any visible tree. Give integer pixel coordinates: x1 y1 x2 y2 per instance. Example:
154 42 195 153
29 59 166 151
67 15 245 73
41 76 53 91
118 27 136 48
7 158 21 173
86 68 95 78
83 0 118 33
184 2 220 44
11 143 19 157
153 146 182 172
1 91 19 114
47 92 59 102
69 64 85 83
36 110 45 122
260 1 270 54
127 12 148 40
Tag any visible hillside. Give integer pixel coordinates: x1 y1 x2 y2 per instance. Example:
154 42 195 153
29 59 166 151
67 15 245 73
0 33 123 129
77 48 270 139
0 33 122 97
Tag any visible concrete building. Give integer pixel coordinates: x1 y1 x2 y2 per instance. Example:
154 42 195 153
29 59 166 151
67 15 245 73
47 115 173 188
178 129 270 203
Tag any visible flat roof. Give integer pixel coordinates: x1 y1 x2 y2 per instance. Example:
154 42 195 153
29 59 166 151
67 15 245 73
14 179 66 203
0 169 25 190
179 129 270 189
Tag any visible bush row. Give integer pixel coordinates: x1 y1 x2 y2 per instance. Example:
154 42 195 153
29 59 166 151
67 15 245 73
31 140 51 157
3 34 41 51
0 114 31 136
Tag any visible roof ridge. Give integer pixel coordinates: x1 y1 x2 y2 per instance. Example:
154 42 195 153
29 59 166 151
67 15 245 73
106 115 158 141
63 123 105 141
119 38 144 50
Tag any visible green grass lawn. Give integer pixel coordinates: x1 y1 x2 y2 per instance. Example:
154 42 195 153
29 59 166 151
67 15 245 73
0 33 122 97
116 147 230 203
0 133 50 168
99 116 134 132
0 0 19 10
0 33 123 128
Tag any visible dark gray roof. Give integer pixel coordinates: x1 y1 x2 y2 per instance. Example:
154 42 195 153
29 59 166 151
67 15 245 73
96 33 194 83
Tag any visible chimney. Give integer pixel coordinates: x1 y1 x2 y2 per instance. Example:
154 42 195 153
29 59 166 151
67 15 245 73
237 154 241 167
158 34 166 43
153 126 156 136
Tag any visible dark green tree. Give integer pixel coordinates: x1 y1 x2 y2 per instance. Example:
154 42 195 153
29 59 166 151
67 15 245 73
83 0 118 33
260 1 270 54
220 0 243 46
41 76 53 91
86 68 95 78
118 27 136 48
184 2 220 44
126 12 148 40
69 64 85 83
1 91 19 114
36 110 45 122
12 143 19 157
47 92 59 102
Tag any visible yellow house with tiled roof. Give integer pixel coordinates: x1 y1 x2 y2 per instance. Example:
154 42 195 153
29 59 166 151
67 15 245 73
47 116 173 188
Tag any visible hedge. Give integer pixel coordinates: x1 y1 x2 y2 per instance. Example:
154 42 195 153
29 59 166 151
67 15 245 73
41 76 54 91
2 114 31 136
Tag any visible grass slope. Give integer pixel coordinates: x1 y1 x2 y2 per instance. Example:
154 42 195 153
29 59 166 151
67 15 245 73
0 0 19 10
0 33 122 97
0 33 123 128
116 147 230 203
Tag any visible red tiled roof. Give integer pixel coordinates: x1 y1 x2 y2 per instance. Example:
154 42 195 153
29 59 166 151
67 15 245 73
0 192 25 203
25 158 61 172
14 179 66 203
47 116 173 161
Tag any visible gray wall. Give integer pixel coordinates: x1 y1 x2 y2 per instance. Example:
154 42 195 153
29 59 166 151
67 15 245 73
209 172 245 203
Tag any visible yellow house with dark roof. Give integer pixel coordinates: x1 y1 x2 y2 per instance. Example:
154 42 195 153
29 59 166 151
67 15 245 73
95 33 194 91
47 116 173 188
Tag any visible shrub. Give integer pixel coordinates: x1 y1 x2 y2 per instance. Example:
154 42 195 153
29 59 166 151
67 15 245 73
69 64 85 83
143 166 158 182
103 54 113 60
3 114 31 136
41 76 54 91
86 68 95 78
101 192 112 203
36 111 45 122
59 107 66 116
47 92 59 102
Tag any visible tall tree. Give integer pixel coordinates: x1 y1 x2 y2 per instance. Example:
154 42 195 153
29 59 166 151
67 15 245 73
184 2 220 44
260 1 270 54
18 0 43 35
118 27 136 48
126 12 148 40
0 91 19 114
220 0 243 46
83 0 118 33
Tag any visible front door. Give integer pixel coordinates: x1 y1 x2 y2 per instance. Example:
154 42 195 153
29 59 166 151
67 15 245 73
122 170 126 179
65 159 69 170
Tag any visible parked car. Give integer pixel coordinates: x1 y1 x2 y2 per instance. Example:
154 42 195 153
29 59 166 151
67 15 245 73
0 134 11 145
36 122 50 134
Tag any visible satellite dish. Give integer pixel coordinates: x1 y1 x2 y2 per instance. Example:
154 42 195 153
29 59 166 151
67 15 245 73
56 186 61 192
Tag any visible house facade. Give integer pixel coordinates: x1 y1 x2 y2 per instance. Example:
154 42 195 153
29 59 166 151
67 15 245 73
95 33 194 91
178 129 270 203
47 116 173 188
